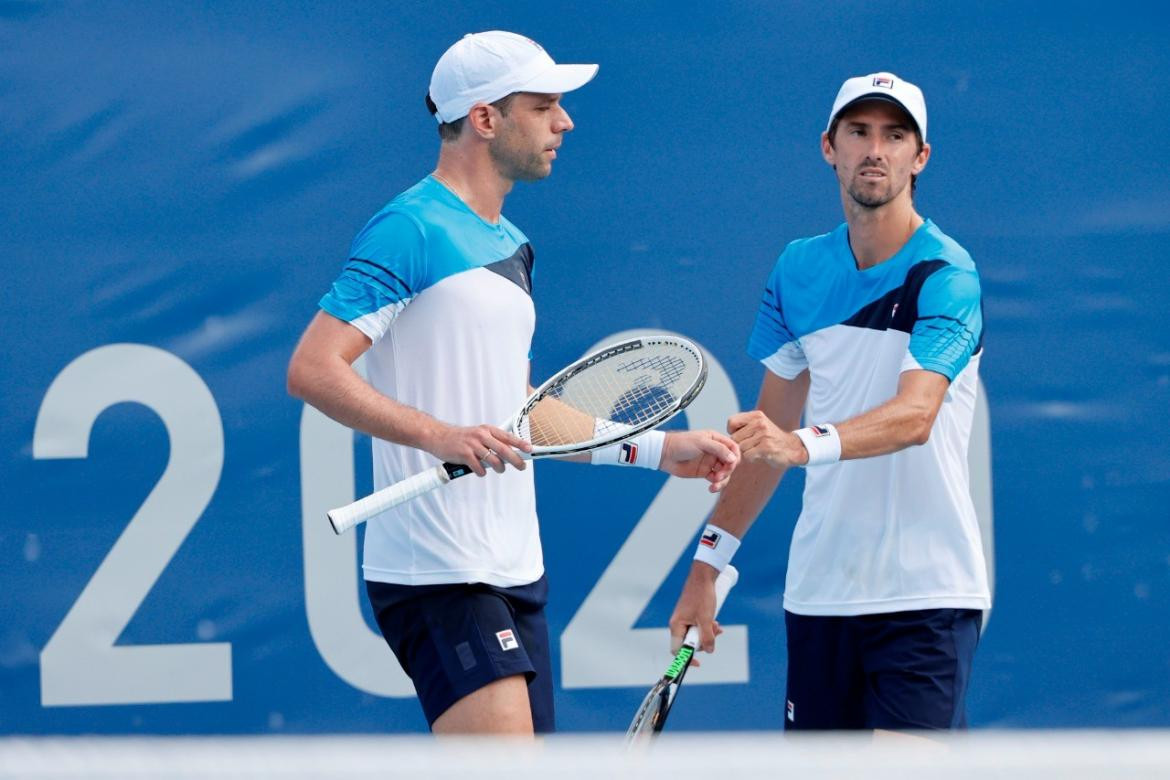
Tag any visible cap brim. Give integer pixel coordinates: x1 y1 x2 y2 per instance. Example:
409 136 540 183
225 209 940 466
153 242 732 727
517 63 599 96
831 94 920 133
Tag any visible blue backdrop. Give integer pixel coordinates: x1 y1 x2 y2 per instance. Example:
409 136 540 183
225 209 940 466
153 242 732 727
3 1 1169 734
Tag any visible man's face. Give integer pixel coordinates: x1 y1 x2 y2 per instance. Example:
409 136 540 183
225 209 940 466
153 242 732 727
822 100 929 209
488 92 574 181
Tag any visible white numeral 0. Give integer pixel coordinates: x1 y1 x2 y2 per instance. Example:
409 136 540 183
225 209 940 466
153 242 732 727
299 357 414 697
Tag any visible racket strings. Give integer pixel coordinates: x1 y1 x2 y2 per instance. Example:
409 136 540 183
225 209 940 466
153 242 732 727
523 346 701 446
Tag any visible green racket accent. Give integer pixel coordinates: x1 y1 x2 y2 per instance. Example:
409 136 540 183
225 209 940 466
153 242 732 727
665 646 695 680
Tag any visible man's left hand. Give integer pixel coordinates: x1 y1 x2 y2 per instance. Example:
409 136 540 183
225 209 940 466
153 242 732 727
660 430 740 491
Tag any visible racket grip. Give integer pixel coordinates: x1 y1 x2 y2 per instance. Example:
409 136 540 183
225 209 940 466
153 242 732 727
327 464 452 534
682 564 739 649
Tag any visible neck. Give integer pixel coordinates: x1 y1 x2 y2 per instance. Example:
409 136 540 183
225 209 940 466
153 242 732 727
433 144 513 223
841 192 924 270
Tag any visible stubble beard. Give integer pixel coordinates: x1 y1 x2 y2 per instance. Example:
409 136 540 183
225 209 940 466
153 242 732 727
489 134 552 182
845 173 904 210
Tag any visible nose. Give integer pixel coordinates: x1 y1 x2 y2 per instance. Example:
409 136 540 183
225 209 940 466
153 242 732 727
555 104 574 133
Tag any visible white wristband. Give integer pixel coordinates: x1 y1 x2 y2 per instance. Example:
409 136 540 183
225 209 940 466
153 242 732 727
792 423 842 466
693 524 741 572
590 429 665 469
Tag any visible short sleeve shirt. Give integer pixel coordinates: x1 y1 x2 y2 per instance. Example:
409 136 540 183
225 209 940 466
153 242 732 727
748 220 990 615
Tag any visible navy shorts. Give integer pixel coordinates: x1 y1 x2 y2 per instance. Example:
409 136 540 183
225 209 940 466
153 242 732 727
366 575 554 732
784 608 982 731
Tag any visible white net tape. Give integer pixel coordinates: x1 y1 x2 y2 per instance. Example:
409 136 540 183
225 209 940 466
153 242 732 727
4 732 1170 779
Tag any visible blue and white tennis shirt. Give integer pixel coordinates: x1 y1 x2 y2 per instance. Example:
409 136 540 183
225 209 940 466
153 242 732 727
320 176 542 587
748 220 991 616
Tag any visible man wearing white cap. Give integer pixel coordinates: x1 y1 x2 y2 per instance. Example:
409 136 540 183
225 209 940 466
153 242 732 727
670 73 990 731
288 31 739 735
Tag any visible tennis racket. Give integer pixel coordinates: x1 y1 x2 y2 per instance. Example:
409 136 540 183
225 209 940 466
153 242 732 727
327 335 707 534
625 564 739 743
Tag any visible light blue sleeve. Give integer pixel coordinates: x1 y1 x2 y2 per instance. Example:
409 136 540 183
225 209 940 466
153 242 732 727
906 266 983 381
746 250 807 378
318 211 427 341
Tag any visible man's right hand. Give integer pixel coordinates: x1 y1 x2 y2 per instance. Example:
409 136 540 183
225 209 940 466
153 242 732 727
422 423 533 477
668 561 724 663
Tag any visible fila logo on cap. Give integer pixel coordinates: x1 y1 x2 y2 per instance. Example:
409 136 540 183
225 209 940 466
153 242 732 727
496 629 519 651
873 76 895 89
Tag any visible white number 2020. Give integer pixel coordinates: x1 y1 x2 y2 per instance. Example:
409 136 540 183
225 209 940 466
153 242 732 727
33 337 993 706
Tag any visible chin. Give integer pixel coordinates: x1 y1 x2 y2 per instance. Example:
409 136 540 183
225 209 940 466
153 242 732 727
517 164 553 182
848 183 897 208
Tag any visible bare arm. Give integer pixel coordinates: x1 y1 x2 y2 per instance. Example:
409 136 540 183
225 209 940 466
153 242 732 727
530 382 740 488
730 369 950 469
287 311 529 476
668 369 809 653
837 369 950 456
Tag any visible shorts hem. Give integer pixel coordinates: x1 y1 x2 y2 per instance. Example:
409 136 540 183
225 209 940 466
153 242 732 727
363 567 545 588
784 595 990 616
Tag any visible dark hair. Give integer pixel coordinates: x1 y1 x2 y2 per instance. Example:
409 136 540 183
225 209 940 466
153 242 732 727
826 112 925 195
426 92 519 142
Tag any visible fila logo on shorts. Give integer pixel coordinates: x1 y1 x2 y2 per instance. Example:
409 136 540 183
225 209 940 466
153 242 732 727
619 442 639 464
787 700 795 722
873 76 894 89
496 629 519 651
700 529 721 549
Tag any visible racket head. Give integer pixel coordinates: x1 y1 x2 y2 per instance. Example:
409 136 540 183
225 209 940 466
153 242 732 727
625 679 672 743
625 644 694 743
515 335 707 456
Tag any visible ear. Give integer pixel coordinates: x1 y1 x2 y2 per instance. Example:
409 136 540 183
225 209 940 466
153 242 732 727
465 103 500 139
820 131 835 167
912 141 931 175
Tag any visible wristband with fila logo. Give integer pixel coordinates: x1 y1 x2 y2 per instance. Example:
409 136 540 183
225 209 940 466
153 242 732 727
590 429 665 469
792 423 841 466
693 523 741 572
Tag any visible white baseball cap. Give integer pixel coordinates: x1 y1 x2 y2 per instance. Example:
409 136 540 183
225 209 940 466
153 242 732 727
826 72 927 141
428 31 598 124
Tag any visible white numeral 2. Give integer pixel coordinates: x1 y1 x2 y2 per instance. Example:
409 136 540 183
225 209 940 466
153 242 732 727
34 344 230 706
562 331 750 688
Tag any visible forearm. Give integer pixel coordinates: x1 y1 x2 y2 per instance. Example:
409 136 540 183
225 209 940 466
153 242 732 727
704 456 785 540
682 457 782 592
835 393 937 460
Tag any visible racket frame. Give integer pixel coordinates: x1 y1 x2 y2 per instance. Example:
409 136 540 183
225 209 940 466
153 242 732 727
625 565 738 742
511 336 708 458
327 335 707 534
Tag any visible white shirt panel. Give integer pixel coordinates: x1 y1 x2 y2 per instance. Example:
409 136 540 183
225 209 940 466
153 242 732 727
361 267 542 586
781 325 990 615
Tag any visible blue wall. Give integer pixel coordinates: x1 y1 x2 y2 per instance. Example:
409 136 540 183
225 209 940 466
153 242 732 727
3 1 1169 733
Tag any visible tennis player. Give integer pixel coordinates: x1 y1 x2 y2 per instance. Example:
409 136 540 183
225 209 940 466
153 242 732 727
287 31 738 736
669 72 989 732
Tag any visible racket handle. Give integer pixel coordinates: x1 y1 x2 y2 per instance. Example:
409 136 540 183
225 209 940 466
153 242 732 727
328 463 462 534
682 564 739 649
